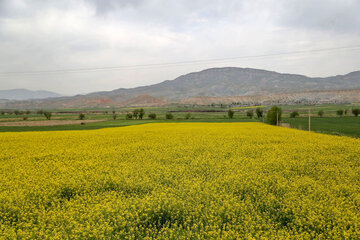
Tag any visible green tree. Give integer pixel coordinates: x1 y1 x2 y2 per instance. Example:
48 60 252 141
132 109 139 119
318 110 324 117
44 112 52 120
148 113 156 119
125 113 132 119
165 113 174 119
352 108 360 117
112 114 117 120
139 108 145 120
185 113 191 119
336 109 344 116
37 110 44 115
228 109 234 119
246 110 254 119
267 106 282 125
255 108 263 118
290 111 299 118
79 113 85 120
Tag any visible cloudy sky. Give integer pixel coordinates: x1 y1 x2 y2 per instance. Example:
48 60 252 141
1 0 360 95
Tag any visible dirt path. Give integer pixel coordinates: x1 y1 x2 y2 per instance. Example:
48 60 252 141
0 119 104 127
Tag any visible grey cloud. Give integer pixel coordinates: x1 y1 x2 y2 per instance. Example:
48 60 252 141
0 0 359 95
2 0 360 34
0 0 72 18
85 0 144 15
278 0 360 34
85 0 248 31
83 0 360 35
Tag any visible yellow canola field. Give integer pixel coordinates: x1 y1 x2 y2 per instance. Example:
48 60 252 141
0 123 360 239
231 105 267 110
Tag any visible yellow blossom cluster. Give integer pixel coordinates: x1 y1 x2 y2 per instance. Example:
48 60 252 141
0 123 359 239
231 106 267 110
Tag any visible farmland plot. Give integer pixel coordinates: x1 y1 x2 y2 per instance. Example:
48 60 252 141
0 123 359 239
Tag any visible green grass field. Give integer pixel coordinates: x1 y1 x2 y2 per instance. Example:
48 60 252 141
0 118 259 132
282 116 360 137
1 103 359 137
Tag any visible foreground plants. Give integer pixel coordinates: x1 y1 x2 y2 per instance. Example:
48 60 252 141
0 123 359 239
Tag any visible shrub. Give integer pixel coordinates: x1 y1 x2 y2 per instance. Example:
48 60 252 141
44 112 52 120
25 110 31 115
113 114 117 120
0 111 4 115
228 109 234 119
165 113 174 119
318 110 324 117
185 113 191 119
14 110 20 115
22 117 28 121
256 108 263 118
148 113 156 119
79 113 85 120
336 109 344 116
246 110 254 119
290 111 299 118
352 108 360 117
267 106 282 125
37 110 44 115
125 113 133 120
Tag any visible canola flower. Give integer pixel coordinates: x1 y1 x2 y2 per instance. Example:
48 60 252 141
0 123 359 239
231 106 267 110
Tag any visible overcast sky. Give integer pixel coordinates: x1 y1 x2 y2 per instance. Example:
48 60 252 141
1 0 360 95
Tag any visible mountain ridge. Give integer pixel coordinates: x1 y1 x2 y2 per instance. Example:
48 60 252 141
1 67 360 108
104 67 360 99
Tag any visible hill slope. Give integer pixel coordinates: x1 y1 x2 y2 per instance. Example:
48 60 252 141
97 67 360 100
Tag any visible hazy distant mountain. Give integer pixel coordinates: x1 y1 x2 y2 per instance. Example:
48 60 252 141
1 67 360 108
0 89 62 100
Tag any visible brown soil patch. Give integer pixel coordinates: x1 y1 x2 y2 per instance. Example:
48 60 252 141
0 118 20 122
0 119 103 127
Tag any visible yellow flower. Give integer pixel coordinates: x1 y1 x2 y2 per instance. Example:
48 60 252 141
0 123 359 239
